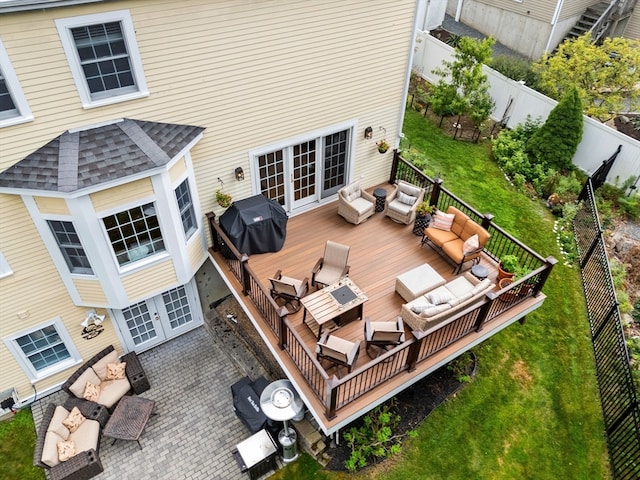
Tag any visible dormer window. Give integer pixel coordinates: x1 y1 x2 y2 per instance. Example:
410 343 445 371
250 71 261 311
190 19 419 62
103 202 165 266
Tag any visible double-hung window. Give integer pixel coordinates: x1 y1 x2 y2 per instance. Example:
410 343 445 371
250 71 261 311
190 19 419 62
47 220 93 275
175 179 197 240
4 319 81 381
103 202 165 266
0 38 33 127
55 10 148 108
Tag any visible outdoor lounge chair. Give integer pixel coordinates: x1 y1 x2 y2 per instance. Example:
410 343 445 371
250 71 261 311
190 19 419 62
364 316 405 358
337 181 376 225
311 240 350 288
316 331 360 378
384 180 425 225
269 270 309 313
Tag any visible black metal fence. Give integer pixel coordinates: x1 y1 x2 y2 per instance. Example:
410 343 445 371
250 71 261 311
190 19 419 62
575 179 640 479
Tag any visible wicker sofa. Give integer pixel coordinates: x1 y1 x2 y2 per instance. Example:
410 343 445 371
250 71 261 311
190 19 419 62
421 205 491 274
401 272 495 332
61 345 150 412
34 403 103 480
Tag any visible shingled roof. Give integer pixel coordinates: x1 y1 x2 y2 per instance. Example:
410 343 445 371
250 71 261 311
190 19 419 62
0 119 204 193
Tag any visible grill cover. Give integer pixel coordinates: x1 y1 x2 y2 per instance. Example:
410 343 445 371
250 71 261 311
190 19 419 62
219 195 287 255
231 376 269 434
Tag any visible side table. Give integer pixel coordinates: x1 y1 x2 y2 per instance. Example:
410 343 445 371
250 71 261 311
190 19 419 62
232 429 278 480
413 214 431 236
121 351 150 394
373 188 387 213
103 396 155 449
471 264 489 280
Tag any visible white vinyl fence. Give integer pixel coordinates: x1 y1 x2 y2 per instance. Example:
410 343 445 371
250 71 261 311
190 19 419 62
412 32 640 193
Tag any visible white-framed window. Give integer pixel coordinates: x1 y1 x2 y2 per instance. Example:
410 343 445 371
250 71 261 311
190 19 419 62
47 220 94 275
3 318 81 382
103 202 165 266
55 10 148 108
0 38 33 127
0 251 12 278
175 179 197 240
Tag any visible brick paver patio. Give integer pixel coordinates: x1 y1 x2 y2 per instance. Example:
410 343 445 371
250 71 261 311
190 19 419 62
32 326 270 480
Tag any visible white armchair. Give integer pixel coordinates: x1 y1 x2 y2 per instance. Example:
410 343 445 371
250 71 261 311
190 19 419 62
337 182 376 225
384 180 425 225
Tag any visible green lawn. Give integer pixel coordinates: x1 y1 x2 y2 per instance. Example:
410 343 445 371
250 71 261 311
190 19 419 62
272 109 610 479
0 409 43 480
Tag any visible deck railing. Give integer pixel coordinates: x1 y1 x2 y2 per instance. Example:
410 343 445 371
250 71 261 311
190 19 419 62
206 164 556 420
575 180 640 480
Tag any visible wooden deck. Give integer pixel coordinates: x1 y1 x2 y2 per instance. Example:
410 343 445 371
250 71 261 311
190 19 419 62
209 186 546 434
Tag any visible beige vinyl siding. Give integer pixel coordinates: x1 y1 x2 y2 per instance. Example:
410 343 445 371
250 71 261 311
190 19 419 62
624 9 640 40
34 196 70 215
187 235 206 273
122 259 177 302
73 278 108 304
169 157 188 184
90 178 154 213
0 196 123 401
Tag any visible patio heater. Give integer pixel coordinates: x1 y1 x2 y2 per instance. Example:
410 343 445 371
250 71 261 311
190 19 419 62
259 379 304 463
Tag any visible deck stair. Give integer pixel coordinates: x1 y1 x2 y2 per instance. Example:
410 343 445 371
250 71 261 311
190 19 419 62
565 2 610 42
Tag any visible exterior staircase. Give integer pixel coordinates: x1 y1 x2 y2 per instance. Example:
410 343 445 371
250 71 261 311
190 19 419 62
562 0 637 46
565 2 611 42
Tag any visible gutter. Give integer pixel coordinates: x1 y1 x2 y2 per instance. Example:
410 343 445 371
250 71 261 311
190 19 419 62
397 0 422 149
0 0 105 13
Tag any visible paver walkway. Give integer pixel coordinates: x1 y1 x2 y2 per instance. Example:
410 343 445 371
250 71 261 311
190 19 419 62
33 326 263 480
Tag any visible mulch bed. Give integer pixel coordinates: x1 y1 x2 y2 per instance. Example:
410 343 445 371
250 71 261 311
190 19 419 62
613 115 640 142
323 357 476 472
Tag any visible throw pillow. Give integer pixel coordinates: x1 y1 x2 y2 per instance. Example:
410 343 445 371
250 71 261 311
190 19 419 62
83 381 100 402
397 191 417 206
427 291 454 305
432 211 454 231
105 362 127 380
462 234 479 254
57 440 76 462
410 302 435 314
62 407 86 433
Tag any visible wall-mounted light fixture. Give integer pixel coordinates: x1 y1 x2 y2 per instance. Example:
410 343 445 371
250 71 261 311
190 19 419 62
217 177 224 188
364 126 373 140
235 167 245 181
81 309 105 328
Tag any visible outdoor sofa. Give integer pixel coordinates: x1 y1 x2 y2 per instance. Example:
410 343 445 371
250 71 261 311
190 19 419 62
401 272 495 332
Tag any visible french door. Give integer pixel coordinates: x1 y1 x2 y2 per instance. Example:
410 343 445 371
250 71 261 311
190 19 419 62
112 279 203 352
255 129 351 212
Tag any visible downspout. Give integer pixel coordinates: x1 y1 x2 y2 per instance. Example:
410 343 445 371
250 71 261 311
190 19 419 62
545 0 565 53
397 0 422 149
455 0 464 22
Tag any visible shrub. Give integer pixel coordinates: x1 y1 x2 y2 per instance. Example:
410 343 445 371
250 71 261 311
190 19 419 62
343 401 416 472
553 201 580 265
490 55 539 86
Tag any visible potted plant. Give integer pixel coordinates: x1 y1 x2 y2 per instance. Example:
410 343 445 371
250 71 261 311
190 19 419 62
413 203 437 236
215 190 233 208
497 254 519 280
376 139 390 154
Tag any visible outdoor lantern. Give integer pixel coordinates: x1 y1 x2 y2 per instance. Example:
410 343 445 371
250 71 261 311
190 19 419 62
364 126 373 139
235 167 245 181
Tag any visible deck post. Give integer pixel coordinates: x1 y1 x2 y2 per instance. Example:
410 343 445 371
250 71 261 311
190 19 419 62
480 213 494 231
533 256 557 296
473 298 493 332
325 377 339 420
428 177 443 208
406 335 423 372
206 212 219 251
278 309 287 349
240 255 250 294
389 150 400 184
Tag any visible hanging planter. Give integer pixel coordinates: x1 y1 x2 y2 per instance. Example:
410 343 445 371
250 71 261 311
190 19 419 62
376 139 390 154
215 190 233 208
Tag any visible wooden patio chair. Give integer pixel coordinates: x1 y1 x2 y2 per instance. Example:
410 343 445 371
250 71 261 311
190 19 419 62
268 270 309 313
364 316 405 358
315 331 360 379
311 240 350 288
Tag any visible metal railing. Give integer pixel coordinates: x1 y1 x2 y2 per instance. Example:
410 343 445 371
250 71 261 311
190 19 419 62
575 180 640 479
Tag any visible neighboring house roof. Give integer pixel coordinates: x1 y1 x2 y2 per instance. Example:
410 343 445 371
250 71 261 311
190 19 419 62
0 119 204 193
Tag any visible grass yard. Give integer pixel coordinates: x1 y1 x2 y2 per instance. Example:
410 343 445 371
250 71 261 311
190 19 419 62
0 409 43 480
272 109 610 479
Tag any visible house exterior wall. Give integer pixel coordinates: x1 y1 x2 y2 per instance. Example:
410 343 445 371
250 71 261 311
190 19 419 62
0 0 417 405
624 7 640 39
444 0 613 59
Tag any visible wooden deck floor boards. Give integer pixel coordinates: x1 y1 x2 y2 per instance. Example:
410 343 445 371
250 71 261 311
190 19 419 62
210 185 540 433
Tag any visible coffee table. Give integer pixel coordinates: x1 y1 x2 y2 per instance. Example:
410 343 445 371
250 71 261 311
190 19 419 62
301 277 367 339
395 263 446 301
103 396 155 449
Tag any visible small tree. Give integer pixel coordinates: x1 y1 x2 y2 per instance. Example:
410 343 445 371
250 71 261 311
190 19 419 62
527 85 583 171
432 36 495 138
429 81 461 127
